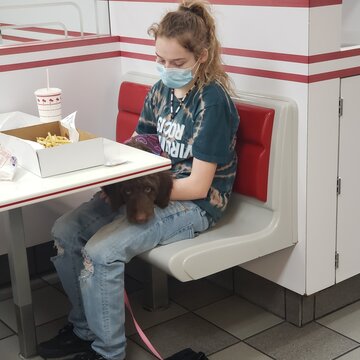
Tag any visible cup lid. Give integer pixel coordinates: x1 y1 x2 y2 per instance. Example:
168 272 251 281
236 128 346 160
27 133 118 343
34 88 62 96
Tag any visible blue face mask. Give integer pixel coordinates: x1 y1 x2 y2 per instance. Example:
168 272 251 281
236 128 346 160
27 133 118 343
156 61 198 89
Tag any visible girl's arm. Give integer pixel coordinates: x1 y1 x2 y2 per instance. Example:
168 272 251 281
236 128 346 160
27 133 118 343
170 158 217 200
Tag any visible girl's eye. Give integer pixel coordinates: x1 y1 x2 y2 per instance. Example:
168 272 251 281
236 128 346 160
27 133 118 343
144 187 152 193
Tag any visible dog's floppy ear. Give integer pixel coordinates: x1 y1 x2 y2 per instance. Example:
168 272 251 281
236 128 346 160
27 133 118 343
101 183 125 212
155 171 173 208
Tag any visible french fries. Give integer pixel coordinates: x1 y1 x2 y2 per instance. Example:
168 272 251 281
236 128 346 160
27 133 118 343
36 132 71 148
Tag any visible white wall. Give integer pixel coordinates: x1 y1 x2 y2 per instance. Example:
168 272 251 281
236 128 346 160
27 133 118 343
342 0 360 46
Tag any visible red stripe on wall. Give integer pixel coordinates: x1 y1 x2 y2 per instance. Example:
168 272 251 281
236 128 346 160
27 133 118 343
308 66 360 82
309 48 360 63
2 48 359 82
0 51 121 73
17 26 94 38
119 49 308 82
118 36 360 64
222 47 309 63
0 22 94 37
1 34 38 43
119 50 360 83
309 0 341 6
109 0 341 7
224 47 360 63
120 51 156 62
0 36 120 56
119 36 155 46
224 65 309 83
226 65 360 83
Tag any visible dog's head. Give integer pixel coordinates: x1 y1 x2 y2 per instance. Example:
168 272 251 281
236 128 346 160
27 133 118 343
102 138 173 223
103 171 173 223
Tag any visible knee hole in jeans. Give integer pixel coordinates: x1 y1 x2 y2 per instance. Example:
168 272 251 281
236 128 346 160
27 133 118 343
81 249 94 277
54 240 65 256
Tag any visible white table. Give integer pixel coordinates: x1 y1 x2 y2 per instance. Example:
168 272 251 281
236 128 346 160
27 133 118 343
0 139 171 358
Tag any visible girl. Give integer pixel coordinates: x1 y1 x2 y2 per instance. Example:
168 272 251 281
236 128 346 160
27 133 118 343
38 1 239 359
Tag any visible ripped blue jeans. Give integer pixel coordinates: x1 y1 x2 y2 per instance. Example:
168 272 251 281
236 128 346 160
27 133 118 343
51 192 209 360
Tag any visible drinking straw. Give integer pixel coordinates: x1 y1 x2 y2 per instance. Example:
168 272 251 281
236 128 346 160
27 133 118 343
46 68 50 90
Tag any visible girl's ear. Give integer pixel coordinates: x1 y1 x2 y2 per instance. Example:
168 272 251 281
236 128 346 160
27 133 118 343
199 48 208 64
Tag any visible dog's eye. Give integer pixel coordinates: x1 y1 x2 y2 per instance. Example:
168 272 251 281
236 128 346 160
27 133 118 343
124 189 132 196
144 186 152 193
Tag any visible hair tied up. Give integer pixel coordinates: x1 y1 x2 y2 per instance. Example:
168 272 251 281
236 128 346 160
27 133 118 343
180 5 192 12
179 4 202 18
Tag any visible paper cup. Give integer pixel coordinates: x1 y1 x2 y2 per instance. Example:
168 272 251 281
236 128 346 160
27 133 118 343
34 88 62 122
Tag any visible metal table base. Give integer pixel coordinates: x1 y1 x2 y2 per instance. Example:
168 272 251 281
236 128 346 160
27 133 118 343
5 208 37 358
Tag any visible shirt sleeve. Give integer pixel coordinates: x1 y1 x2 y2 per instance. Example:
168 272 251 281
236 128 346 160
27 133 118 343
135 85 158 135
192 101 238 164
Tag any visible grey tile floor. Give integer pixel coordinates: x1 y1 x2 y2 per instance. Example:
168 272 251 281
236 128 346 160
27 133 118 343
1 272 360 360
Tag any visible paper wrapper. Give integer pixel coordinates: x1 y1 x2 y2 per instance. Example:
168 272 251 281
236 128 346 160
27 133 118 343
0 146 18 181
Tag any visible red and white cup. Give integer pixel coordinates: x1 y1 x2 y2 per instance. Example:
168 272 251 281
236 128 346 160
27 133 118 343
34 87 62 122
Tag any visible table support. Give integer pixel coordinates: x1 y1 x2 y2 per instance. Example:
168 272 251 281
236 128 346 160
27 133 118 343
5 208 37 358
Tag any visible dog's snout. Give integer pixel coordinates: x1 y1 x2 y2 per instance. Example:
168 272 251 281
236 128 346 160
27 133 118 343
134 211 151 224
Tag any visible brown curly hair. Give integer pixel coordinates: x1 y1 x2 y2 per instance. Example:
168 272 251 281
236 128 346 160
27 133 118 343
148 0 234 94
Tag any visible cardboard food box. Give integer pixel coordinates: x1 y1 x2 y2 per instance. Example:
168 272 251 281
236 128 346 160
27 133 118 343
0 121 104 177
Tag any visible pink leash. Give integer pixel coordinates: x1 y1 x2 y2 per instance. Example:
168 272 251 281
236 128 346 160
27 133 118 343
124 290 164 360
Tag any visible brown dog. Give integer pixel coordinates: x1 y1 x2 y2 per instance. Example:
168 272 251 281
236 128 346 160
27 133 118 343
102 139 173 224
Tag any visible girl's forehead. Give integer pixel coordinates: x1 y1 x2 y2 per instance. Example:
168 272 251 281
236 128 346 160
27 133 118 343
155 37 193 60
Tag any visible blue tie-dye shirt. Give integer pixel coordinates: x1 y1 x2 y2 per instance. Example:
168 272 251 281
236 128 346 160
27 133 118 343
136 80 239 224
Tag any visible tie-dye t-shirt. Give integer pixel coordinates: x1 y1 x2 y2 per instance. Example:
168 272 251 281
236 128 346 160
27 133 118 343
136 80 240 224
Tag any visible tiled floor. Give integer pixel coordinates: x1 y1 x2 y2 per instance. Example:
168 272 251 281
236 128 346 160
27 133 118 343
1 272 360 360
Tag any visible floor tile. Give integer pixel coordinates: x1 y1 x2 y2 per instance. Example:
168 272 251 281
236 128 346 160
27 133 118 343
126 338 158 360
0 335 43 360
169 278 232 310
335 347 360 359
195 295 283 339
0 286 70 332
209 342 272 360
0 277 47 301
130 312 238 358
246 322 358 360
0 320 13 340
125 291 188 336
317 300 360 342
